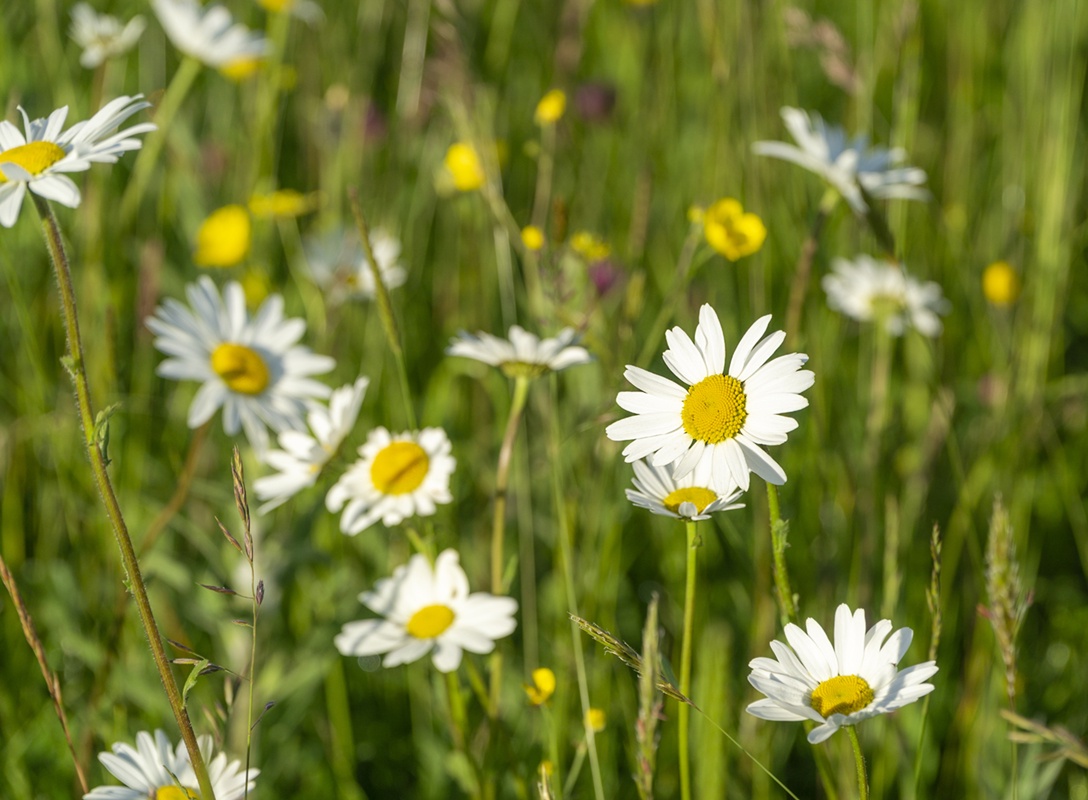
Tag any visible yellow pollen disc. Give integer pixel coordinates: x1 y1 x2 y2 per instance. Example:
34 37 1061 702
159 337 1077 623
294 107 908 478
0 141 66 183
211 343 270 395
155 786 200 800
370 441 430 495
406 604 455 638
681 374 747 443
809 675 875 718
662 486 718 515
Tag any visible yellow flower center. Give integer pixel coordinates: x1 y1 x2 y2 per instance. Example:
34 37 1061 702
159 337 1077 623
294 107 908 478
0 141 66 183
809 675 875 718
155 787 199 800
211 343 270 395
370 441 430 495
406 603 455 638
500 360 548 380
662 486 718 515
681 374 747 443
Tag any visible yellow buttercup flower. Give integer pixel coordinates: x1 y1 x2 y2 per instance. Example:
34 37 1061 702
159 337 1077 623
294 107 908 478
521 225 545 252
570 230 611 263
534 89 567 125
525 668 556 706
585 708 607 733
194 204 251 268
444 142 486 192
702 198 766 261
982 261 1020 307
248 189 321 219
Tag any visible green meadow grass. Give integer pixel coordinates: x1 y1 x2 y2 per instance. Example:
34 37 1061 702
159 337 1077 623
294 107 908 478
2 0 1088 797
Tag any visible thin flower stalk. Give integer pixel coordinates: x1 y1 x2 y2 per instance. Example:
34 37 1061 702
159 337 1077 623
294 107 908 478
678 520 699 800
786 187 838 341
847 726 870 800
32 196 218 800
635 223 704 368
766 484 798 625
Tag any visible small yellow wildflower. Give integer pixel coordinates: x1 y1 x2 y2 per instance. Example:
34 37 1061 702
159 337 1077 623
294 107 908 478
219 56 264 82
194 205 251 268
703 198 766 261
521 225 545 252
585 708 607 733
534 89 567 126
570 231 611 263
444 142 486 192
525 668 556 706
248 189 321 219
982 261 1020 307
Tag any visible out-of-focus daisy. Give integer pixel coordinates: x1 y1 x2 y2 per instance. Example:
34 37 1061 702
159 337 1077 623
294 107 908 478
69 4 145 69
982 260 1020 307
147 277 334 453
248 188 321 219
605 306 814 492
746 604 938 744
535 89 567 125
822 254 948 337
83 729 258 800
447 325 592 379
0 95 154 227
626 457 744 520
194 204 251 267
303 227 407 303
152 0 267 70
753 107 928 215
335 549 517 672
254 377 368 513
326 427 455 534
700 198 766 261
443 142 486 192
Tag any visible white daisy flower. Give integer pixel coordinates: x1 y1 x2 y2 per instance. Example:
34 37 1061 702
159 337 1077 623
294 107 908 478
152 0 267 70
746 603 938 744
626 457 745 520
605 305 814 492
147 277 335 454
326 427 455 534
753 107 928 215
69 4 146 69
335 549 518 673
254 377 368 513
0 95 155 227
84 729 258 799
822 254 948 337
303 227 407 303
447 325 592 378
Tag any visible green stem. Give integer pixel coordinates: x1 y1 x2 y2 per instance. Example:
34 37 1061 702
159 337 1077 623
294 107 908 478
678 521 699 800
252 9 291 186
847 726 869 800
444 671 482 800
32 197 217 800
636 225 703 367
766 483 797 626
119 56 203 225
784 188 838 343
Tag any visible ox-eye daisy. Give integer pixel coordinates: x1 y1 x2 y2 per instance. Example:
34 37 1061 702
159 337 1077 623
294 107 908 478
84 729 258 799
0 95 154 227
605 305 813 492
447 325 592 378
822 254 948 337
303 227 407 303
626 457 744 521
753 107 928 215
255 377 369 513
69 4 146 69
147 277 334 453
326 427 455 534
746 604 938 744
335 549 517 672
152 0 267 70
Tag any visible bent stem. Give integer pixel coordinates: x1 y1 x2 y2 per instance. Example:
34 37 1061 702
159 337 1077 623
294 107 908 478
33 196 217 800
678 521 699 800
847 726 870 800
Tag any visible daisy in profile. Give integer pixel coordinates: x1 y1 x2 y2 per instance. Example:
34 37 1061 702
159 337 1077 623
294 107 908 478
152 0 267 70
335 549 518 672
84 729 258 799
753 107 928 215
626 457 744 521
69 3 146 68
605 305 814 492
326 427 455 534
255 377 368 513
447 325 592 378
147 277 334 453
0 95 155 227
746 603 938 744
303 227 407 303
822 254 948 337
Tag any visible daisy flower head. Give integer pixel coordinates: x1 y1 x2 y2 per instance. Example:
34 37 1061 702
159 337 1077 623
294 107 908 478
335 549 518 672
447 325 592 379
152 0 267 70
822 254 948 337
254 377 368 513
303 227 407 303
146 277 335 454
84 729 258 799
326 427 455 535
746 603 938 744
0 95 155 227
626 457 744 521
69 4 146 69
753 107 928 215
605 305 814 492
